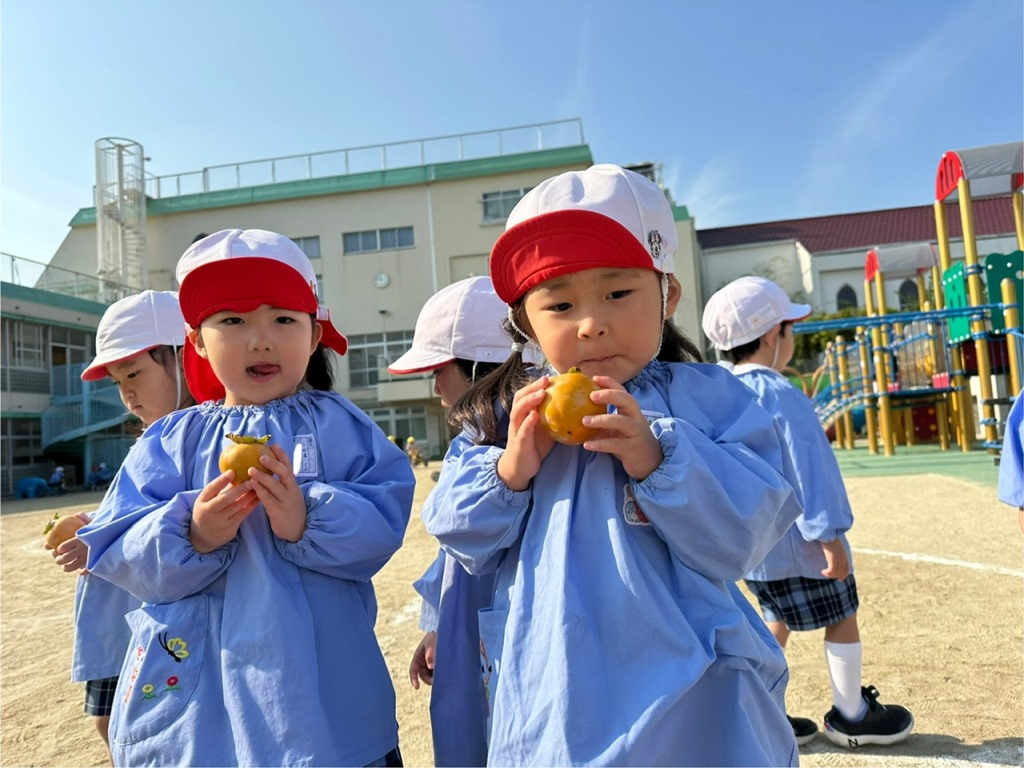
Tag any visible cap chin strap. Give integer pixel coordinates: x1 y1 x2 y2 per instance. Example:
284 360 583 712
770 337 781 371
507 306 530 351
174 347 184 409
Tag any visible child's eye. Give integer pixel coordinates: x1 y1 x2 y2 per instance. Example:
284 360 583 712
608 289 632 300
275 315 297 325
126 369 141 380
220 316 243 326
547 302 573 313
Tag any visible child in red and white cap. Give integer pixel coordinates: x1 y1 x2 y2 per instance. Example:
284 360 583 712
79 230 414 767
703 275 914 749
389 275 537 767
422 165 804 766
54 289 193 763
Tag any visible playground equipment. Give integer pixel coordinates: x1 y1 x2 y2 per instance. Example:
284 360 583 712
798 141 1024 456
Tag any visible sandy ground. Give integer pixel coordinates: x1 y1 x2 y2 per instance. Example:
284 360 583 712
2 465 1022 767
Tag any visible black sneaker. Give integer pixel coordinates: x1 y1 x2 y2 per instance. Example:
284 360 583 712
823 685 914 748
788 715 818 746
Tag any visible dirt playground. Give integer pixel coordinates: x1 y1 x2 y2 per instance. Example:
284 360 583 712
2 462 1021 767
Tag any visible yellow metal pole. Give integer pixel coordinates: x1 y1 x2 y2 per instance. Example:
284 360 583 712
1013 191 1024 251
825 343 845 448
857 327 878 454
1003 278 1021 398
958 178 998 451
836 337 855 449
934 200 952 272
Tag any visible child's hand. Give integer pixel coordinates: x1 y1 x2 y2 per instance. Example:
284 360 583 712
51 536 89 573
498 376 556 491
190 475 260 553
409 630 437 689
581 376 663 480
820 539 850 580
247 443 307 543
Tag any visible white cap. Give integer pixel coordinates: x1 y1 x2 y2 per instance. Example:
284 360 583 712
81 290 186 381
490 164 676 304
388 276 515 374
701 276 812 350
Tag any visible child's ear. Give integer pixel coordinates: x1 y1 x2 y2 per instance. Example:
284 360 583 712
187 327 208 359
664 275 683 318
311 321 324 352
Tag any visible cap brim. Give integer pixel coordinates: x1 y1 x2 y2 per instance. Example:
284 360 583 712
81 345 160 381
785 304 813 322
387 348 454 375
179 259 317 327
490 210 658 304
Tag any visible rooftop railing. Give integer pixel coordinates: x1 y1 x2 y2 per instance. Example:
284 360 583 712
143 118 586 199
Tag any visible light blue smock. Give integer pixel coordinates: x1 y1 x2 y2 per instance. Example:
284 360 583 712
998 393 1023 509
412 547 494 767
422 361 803 766
72 512 142 683
731 364 854 582
78 390 415 767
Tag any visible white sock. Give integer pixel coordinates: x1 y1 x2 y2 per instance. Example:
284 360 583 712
825 641 868 721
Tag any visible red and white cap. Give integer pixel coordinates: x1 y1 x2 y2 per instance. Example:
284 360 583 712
489 164 677 304
175 229 347 402
388 276 515 374
81 290 186 381
701 276 812 351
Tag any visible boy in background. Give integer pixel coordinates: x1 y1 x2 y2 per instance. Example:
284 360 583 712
702 275 914 748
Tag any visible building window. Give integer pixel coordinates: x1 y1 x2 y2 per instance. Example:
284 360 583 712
291 236 321 259
343 227 414 255
367 406 428 446
898 280 920 311
836 284 858 311
346 330 416 389
11 322 45 370
482 189 532 222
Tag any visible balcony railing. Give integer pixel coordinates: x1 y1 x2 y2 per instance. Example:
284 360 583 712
1 252 136 304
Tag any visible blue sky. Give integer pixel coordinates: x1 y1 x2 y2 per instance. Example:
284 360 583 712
2 1 1021 264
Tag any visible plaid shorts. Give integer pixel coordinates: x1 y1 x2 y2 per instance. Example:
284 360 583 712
745 574 859 631
84 676 118 716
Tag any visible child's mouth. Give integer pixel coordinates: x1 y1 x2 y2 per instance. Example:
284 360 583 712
247 364 280 379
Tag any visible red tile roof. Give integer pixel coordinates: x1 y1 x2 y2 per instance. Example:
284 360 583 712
697 195 1017 253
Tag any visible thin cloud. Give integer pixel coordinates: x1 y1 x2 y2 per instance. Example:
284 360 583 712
666 156 745 229
799 3 1013 211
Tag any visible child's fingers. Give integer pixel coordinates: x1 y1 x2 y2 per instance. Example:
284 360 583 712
198 472 240 501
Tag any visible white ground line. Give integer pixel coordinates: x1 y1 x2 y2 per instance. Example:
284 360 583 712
854 547 1024 579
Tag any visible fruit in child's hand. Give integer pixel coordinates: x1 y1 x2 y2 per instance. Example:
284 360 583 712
43 513 85 549
219 434 273 485
538 368 605 445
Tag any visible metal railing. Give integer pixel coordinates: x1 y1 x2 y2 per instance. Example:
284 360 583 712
1 252 136 303
143 119 586 199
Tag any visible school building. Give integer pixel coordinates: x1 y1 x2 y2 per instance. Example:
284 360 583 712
2 119 1018 496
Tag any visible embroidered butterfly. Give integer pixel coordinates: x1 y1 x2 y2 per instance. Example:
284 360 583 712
157 633 190 662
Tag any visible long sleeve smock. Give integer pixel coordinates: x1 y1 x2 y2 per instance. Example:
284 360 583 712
732 364 854 582
78 390 415 767
72 510 141 683
422 361 803 767
998 393 1023 509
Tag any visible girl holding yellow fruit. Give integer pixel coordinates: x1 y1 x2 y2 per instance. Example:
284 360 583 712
79 230 414 767
423 165 805 765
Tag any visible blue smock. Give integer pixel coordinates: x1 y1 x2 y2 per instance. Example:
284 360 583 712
998 393 1023 509
731 364 854 582
78 390 415 767
422 361 803 766
412 548 494 767
72 512 141 683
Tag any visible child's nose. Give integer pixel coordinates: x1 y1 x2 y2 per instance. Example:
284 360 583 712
577 315 607 338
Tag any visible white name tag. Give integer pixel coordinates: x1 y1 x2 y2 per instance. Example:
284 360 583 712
292 434 318 477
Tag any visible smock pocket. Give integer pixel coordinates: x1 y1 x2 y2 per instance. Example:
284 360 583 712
477 607 507 742
110 594 208 745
